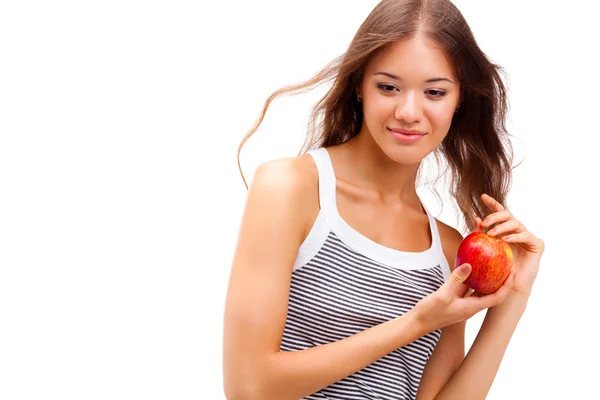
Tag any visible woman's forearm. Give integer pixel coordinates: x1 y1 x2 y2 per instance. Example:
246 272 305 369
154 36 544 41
246 311 424 400
435 293 529 400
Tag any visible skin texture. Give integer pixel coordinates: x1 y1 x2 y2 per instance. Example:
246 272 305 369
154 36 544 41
355 35 461 169
223 34 545 400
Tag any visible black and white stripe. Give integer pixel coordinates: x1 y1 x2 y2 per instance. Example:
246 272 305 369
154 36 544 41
279 147 450 399
281 232 446 400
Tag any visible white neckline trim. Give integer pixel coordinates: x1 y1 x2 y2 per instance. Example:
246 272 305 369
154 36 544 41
308 147 445 270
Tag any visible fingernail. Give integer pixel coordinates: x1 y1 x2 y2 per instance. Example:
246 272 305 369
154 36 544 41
459 264 471 274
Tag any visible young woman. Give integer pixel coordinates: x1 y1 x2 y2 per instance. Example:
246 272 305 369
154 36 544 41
223 1 545 399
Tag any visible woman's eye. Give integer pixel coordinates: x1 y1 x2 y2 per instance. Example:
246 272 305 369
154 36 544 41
377 84 397 93
427 90 447 98
377 84 447 98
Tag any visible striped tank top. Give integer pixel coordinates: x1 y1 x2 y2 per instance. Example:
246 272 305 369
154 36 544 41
279 147 452 400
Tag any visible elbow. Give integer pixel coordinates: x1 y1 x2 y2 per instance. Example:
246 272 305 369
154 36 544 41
225 382 282 400
225 378 285 400
223 385 263 400
223 371 261 400
223 371 274 400
224 353 281 400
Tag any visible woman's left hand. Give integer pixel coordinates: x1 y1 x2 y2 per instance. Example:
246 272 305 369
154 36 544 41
473 193 545 298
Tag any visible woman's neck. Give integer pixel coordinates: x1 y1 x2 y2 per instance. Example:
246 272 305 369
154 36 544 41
329 132 423 208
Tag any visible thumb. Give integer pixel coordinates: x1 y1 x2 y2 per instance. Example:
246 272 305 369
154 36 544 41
450 263 472 290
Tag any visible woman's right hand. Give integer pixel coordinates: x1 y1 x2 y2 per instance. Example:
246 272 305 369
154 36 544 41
412 263 516 333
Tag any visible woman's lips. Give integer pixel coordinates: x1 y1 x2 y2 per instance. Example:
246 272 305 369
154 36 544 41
389 128 426 135
388 128 426 144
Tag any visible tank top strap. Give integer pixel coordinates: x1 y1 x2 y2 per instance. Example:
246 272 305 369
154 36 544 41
307 147 337 215
306 147 449 278
421 204 443 252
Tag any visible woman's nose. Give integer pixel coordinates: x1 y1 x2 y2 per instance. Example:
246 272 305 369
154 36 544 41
394 91 422 123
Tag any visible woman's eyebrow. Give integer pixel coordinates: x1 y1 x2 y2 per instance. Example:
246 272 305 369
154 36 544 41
373 71 454 84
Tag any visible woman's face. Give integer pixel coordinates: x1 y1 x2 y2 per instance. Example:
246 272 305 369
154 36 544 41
358 35 461 165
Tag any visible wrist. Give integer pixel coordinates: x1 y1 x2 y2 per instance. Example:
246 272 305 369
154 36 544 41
405 306 432 338
488 290 529 316
510 288 532 302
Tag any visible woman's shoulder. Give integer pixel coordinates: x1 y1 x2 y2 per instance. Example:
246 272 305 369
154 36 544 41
249 154 320 238
251 153 318 194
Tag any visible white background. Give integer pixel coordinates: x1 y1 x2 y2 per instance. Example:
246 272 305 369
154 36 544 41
1 1 599 399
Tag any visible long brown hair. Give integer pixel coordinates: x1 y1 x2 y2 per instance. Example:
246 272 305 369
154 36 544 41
237 0 515 233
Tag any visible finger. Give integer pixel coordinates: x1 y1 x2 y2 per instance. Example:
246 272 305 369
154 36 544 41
501 230 536 244
487 219 526 237
455 284 471 298
472 216 485 233
461 272 515 314
502 231 545 253
448 264 472 297
481 193 506 213
481 210 513 229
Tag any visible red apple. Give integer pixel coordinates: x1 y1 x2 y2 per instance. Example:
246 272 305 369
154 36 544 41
455 232 514 295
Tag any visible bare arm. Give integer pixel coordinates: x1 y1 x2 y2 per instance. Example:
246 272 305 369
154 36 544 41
417 322 466 400
418 291 527 400
417 223 466 399
434 293 527 400
223 159 426 400
420 195 544 400
223 162 517 400
431 194 544 400
417 221 526 400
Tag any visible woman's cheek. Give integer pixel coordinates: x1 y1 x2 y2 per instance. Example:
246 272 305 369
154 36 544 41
429 106 455 129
